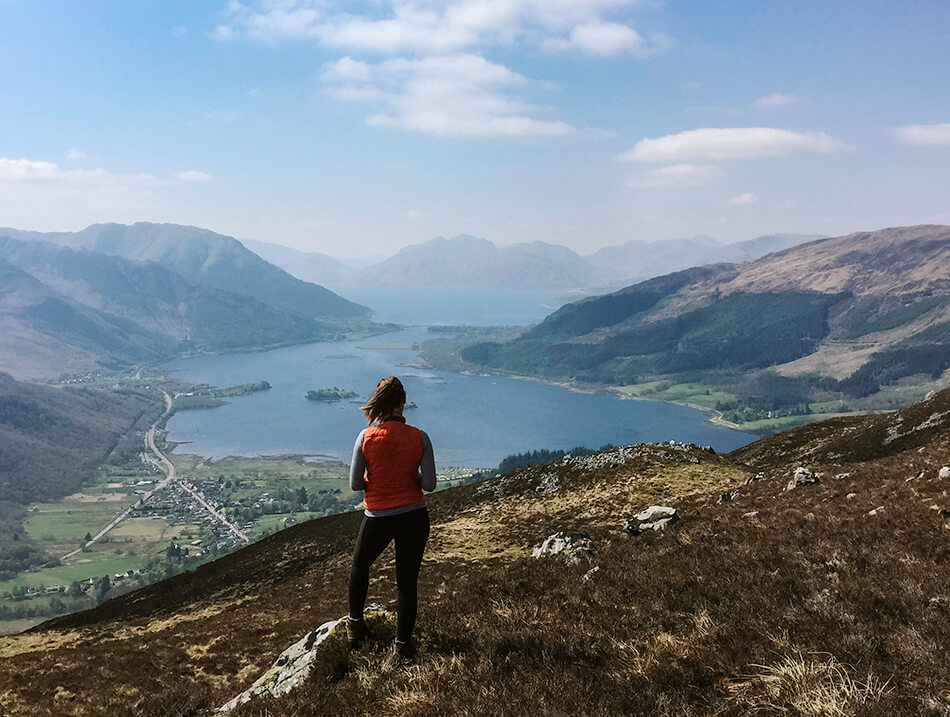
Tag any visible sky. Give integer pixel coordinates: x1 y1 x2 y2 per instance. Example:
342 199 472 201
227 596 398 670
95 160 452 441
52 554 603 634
1 0 949 258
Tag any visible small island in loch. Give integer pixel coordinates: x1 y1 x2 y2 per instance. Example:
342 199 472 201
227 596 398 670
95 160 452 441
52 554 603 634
306 387 359 402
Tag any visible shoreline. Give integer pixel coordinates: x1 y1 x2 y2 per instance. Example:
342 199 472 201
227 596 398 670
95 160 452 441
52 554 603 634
407 360 749 434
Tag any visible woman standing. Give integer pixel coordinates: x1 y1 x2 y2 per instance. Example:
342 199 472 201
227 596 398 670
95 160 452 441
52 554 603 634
347 376 436 657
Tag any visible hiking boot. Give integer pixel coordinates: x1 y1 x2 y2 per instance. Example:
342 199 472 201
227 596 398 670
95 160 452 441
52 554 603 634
393 639 416 660
346 617 367 647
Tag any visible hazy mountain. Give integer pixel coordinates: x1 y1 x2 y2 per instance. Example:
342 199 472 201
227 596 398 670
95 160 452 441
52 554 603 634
714 232 825 263
360 234 600 289
239 239 358 289
0 223 369 320
239 231 825 293
0 259 171 379
463 226 950 400
0 237 354 379
7 388 950 713
585 233 822 284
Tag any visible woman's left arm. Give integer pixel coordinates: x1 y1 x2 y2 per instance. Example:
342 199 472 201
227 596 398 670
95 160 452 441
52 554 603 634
349 430 368 492
419 431 437 492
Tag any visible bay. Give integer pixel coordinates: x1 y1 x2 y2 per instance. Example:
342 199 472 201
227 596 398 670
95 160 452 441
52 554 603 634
162 325 756 468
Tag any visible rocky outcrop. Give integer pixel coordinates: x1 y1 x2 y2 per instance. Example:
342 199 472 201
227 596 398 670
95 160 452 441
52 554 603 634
624 506 679 534
532 532 594 564
218 603 387 712
786 466 820 491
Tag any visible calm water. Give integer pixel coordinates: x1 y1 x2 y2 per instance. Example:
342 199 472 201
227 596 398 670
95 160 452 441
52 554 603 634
162 324 756 467
338 287 587 326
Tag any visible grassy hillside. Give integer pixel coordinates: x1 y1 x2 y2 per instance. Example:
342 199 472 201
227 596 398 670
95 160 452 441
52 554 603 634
458 226 950 429
0 373 164 578
2 389 949 715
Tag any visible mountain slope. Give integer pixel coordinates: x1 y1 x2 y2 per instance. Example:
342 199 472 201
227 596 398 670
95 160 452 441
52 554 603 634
0 223 369 320
0 259 172 378
3 389 950 715
240 239 357 288
463 226 950 405
585 233 822 284
0 239 349 378
0 372 162 577
360 234 600 290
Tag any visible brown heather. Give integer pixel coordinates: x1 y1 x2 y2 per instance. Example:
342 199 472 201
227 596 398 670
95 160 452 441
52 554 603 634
3 389 950 715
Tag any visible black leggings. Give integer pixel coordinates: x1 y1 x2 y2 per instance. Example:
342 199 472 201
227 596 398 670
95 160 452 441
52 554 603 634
349 507 430 643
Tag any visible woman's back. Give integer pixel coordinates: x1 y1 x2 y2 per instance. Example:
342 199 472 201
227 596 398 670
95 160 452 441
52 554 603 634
360 417 425 511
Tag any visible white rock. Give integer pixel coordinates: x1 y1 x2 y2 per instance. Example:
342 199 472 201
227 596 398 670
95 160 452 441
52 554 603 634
535 472 559 494
939 466 950 480
532 532 594 564
582 566 600 582
218 618 343 712
625 505 679 534
786 466 820 491
868 506 885 516
218 603 387 712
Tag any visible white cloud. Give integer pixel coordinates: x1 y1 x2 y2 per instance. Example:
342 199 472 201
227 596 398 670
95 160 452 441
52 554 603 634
893 123 950 146
172 25 189 37
323 57 372 82
0 157 157 230
0 157 151 185
546 21 671 57
322 54 572 137
729 192 758 205
754 92 805 109
66 148 87 161
221 0 662 57
628 163 719 188
212 24 235 40
176 170 213 182
619 127 851 162
404 209 425 220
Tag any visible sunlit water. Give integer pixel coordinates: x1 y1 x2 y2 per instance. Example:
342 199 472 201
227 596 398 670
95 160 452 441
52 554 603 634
162 295 756 466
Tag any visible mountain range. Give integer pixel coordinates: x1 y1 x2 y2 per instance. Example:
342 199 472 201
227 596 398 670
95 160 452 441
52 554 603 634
461 225 950 410
4 387 949 714
0 223 368 321
242 232 824 291
0 225 374 379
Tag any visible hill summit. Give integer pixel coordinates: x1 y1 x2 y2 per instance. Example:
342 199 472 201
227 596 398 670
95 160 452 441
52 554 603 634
3 388 950 715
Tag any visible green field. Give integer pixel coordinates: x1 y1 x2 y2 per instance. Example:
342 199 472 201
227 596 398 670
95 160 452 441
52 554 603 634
25 499 134 547
614 381 737 411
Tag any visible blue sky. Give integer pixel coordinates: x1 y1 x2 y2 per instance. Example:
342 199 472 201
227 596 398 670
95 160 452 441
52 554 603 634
1 0 948 256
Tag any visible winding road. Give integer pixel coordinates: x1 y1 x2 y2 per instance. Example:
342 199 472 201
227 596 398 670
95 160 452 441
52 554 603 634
61 390 247 562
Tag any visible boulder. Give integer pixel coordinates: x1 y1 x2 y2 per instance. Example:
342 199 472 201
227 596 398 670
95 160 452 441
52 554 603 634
218 603 387 712
744 472 764 485
624 506 679 534
938 466 950 480
786 466 820 491
532 532 594 564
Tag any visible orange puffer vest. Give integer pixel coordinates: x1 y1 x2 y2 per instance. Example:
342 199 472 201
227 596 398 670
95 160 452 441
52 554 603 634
361 418 425 512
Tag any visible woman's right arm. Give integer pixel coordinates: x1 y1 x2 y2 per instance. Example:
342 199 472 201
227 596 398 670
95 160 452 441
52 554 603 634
349 430 367 492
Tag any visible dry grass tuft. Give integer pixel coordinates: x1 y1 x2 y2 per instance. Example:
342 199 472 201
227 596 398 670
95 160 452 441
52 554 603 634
735 652 891 716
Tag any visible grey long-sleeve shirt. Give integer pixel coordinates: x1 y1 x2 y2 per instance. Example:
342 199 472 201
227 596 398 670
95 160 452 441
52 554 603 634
349 427 436 516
